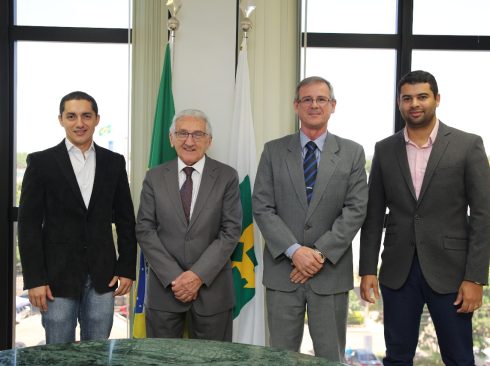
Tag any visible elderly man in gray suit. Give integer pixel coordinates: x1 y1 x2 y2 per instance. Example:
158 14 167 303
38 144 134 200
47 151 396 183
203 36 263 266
253 76 368 361
360 70 490 366
136 109 242 341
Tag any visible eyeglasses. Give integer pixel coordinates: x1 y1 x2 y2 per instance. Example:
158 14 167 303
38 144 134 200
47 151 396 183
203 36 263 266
174 130 209 141
298 96 332 107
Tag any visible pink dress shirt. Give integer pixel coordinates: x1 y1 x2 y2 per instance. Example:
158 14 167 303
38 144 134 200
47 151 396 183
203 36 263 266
404 120 439 199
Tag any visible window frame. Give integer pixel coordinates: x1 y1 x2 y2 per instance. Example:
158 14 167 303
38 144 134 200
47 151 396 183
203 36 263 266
0 0 131 350
301 0 490 132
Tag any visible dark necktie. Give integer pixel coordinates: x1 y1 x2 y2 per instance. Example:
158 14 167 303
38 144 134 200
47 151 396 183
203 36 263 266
304 141 318 204
180 167 194 223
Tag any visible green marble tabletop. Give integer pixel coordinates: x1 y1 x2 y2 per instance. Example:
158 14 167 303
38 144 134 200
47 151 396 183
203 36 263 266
0 338 346 365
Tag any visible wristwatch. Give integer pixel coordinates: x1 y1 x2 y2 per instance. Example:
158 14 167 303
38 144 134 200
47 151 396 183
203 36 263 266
314 249 326 263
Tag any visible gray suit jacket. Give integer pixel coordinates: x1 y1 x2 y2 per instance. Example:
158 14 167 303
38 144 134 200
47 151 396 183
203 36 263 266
136 156 242 316
253 132 368 294
360 122 490 293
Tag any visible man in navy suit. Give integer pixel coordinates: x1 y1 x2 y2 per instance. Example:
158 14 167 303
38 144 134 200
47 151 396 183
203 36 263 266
18 91 137 344
360 70 490 365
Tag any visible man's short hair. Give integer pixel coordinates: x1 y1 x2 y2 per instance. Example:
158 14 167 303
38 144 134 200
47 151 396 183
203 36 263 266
59 91 98 115
294 76 336 102
397 70 439 98
169 109 213 136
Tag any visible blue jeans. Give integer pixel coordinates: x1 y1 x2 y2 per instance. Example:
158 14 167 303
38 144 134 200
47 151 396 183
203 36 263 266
41 275 115 344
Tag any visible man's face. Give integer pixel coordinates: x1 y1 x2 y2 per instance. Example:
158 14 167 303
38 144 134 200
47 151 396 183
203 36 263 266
294 81 336 135
170 116 212 166
398 82 440 129
58 99 100 152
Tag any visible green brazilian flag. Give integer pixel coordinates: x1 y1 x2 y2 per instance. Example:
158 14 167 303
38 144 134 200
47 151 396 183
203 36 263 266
133 42 176 338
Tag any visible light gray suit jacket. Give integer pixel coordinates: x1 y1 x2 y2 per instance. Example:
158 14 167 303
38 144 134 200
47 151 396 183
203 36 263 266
253 132 368 294
360 122 490 293
136 156 242 316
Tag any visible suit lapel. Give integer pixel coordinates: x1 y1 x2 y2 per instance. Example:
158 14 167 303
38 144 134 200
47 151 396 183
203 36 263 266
417 122 450 204
285 133 309 213
162 159 189 226
307 133 340 218
53 140 86 209
87 143 105 213
395 131 417 201
189 156 218 230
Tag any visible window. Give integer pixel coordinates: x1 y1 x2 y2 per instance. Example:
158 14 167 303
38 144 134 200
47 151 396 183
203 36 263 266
301 0 490 362
15 0 130 28
5 0 132 348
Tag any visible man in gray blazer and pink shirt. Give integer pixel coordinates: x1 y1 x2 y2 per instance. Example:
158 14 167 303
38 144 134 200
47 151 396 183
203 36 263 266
360 70 490 365
136 109 242 341
253 76 368 361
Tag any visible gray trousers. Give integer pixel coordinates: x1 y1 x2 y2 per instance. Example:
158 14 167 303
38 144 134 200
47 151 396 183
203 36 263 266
266 284 348 362
145 307 232 341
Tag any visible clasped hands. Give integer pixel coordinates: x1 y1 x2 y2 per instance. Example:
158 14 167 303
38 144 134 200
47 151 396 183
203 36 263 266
171 270 203 303
290 246 325 284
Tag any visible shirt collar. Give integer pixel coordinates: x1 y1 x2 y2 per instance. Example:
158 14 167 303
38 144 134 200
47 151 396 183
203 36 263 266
177 155 206 175
64 138 95 154
300 130 327 152
404 119 440 147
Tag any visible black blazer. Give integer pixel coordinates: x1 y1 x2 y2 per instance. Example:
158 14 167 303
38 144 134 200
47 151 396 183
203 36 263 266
18 140 137 297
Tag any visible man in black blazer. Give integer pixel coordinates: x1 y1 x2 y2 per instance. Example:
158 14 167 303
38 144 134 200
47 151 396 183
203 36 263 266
18 91 137 344
360 71 490 365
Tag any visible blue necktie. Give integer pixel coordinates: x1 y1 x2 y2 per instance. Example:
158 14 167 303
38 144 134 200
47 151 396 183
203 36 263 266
304 141 318 204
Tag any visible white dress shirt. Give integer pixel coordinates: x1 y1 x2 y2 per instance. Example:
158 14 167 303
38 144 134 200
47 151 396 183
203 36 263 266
177 155 206 219
65 139 96 208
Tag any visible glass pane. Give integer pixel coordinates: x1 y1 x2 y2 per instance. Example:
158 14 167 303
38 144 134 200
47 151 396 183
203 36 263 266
413 0 490 36
301 47 396 159
303 0 397 34
300 47 396 357
15 41 130 156
15 0 131 28
14 41 130 347
411 50 490 360
412 50 490 153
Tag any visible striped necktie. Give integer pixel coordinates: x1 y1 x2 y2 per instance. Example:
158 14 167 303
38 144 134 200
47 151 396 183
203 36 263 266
303 141 318 204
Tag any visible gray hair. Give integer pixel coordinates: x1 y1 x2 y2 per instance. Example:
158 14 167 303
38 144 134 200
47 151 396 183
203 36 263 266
169 109 213 136
294 76 336 102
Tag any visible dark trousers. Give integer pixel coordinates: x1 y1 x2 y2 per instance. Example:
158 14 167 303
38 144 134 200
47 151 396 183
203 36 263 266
381 256 474 366
145 307 232 342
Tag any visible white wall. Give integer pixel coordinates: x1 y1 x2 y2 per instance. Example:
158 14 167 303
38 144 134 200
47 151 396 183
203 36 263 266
130 0 298 205
172 0 237 161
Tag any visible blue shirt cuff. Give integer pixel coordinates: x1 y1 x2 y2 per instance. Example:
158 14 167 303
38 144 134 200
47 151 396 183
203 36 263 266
285 243 301 259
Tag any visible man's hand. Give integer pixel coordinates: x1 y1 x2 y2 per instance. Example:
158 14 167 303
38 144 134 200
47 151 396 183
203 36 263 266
109 276 133 296
171 271 203 303
290 267 309 284
291 246 324 278
454 280 483 313
360 275 380 304
28 285 54 312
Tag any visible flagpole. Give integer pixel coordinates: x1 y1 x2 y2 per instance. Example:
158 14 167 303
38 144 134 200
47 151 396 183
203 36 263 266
230 0 264 346
132 0 181 340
